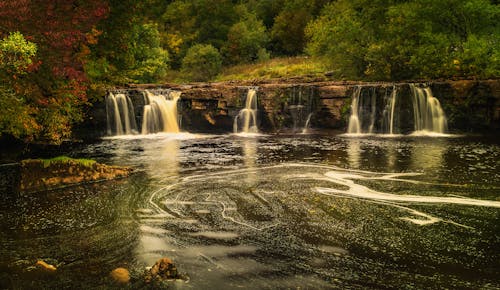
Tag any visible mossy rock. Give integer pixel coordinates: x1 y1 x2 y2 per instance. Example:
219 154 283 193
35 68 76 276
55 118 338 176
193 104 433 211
19 156 133 193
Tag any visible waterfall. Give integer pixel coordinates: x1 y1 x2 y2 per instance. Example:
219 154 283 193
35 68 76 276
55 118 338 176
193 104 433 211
346 84 447 135
288 86 315 133
410 84 448 134
141 90 181 134
302 113 313 134
381 86 398 135
233 88 258 133
347 86 362 134
105 92 138 135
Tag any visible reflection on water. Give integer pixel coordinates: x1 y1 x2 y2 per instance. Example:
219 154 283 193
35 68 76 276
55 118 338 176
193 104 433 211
410 138 447 172
143 137 180 181
346 138 361 169
241 137 257 184
1 133 499 289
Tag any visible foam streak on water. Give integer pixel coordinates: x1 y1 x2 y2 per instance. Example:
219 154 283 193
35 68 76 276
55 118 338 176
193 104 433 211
148 163 499 231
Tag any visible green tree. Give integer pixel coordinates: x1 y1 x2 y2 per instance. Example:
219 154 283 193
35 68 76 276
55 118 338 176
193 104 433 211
129 23 170 83
306 0 369 79
271 0 315 55
222 5 269 64
306 0 500 80
181 44 222 81
0 32 39 139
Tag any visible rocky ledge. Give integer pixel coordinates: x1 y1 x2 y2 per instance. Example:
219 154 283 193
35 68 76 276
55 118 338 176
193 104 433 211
19 157 132 193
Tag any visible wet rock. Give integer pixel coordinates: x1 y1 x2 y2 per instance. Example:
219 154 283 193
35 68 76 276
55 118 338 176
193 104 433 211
18 158 133 193
110 267 130 284
144 257 181 283
35 260 57 272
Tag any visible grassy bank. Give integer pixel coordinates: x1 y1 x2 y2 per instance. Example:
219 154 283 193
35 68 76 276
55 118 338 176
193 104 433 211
164 56 330 83
216 57 329 81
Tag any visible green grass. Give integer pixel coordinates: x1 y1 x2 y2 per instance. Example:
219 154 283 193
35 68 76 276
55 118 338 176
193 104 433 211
163 56 330 83
39 156 96 168
215 56 329 82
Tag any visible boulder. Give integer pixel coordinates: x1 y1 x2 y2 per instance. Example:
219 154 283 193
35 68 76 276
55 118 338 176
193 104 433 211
110 267 130 284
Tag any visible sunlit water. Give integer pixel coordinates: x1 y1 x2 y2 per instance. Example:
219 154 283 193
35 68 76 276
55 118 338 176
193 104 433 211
1 132 499 289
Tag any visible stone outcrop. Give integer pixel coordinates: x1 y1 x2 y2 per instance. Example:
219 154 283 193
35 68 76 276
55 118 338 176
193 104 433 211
18 158 132 193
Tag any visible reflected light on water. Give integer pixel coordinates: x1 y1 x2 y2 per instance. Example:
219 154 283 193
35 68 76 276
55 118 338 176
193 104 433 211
346 139 361 168
241 137 257 184
410 139 447 172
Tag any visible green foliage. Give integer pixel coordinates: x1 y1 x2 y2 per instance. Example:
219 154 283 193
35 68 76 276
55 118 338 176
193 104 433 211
182 44 222 81
27 156 96 168
0 88 39 140
0 32 37 75
306 0 500 80
129 23 170 83
222 5 269 64
0 32 39 140
306 1 368 79
271 0 315 55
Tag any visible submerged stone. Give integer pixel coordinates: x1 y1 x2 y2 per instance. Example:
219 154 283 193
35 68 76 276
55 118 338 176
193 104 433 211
110 267 130 284
35 260 57 272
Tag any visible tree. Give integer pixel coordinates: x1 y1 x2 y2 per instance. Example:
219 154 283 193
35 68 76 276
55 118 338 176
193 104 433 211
0 0 109 142
305 0 369 79
305 0 500 80
270 0 311 55
0 32 39 140
222 5 269 64
181 44 222 81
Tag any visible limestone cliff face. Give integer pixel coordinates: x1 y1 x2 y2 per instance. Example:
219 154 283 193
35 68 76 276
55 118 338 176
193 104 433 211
78 79 500 138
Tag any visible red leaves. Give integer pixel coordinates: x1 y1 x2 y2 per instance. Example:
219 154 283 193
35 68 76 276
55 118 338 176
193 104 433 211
0 0 109 101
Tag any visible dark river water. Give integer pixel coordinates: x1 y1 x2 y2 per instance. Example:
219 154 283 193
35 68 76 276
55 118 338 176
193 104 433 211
1 132 499 289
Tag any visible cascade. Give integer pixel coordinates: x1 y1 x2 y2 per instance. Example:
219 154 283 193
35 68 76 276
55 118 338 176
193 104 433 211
288 86 315 133
381 86 398 135
233 88 258 133
346 84 447 135
347 86 362 134
302 113 313 134
410 84 448 134
105 92 138 135
141 90 181 134
347 86 377 134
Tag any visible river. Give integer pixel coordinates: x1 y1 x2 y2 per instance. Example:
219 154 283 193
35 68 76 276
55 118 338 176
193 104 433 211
1 132 499 289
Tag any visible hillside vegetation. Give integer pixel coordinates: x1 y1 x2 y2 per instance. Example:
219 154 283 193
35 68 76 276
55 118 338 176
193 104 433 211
0 0 498 143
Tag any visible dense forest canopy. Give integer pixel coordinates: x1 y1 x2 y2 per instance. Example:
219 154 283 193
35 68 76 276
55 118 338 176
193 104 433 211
0 0 499 142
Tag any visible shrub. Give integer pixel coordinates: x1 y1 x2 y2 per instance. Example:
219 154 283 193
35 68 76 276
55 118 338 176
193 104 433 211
181 44 222 81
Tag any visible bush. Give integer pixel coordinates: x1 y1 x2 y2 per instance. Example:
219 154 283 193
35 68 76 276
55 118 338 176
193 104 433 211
181 44 222 81
222 5 269 64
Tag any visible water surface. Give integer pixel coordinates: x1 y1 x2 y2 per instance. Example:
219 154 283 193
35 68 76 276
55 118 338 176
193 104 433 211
1 132 499 289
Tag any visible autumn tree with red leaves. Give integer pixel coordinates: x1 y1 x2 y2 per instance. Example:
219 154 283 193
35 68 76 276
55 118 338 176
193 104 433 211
0 0 108 142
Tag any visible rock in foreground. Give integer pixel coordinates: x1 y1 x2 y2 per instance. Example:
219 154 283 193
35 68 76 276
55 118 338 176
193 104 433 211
19 156 132 193
145 257 184 283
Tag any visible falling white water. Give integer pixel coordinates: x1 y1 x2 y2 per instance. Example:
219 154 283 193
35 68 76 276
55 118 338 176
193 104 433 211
301 113 313 134
410 84 448 134
347 86 362 134
382 86 398 135
346 84 448 135
141 90 181 134
234 88 258 133
105 92 138 135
